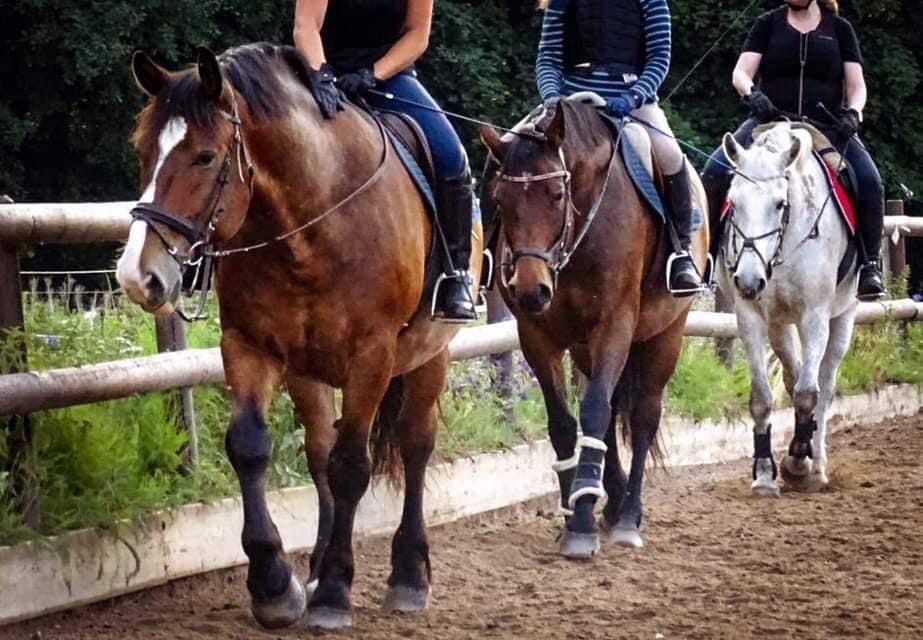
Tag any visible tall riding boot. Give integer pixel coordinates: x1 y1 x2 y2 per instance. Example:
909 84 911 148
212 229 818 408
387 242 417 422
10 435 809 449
433 169 478 322
664 163 707 297
857 205 885 301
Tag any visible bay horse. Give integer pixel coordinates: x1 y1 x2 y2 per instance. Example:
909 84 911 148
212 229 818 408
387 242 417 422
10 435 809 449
480 96 708 556
115 44 481 629
720 122 857 496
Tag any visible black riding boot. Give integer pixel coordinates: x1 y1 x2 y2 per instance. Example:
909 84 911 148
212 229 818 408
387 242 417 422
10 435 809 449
664 164 706 296
857 206 885 301
433 169 478 322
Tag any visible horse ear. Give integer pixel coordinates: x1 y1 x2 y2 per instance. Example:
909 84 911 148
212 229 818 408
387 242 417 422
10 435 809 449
132 51 168 97
479 126 506 163
544 102 566 147
722 133 741 168
196 46 224 102
785 135 803 170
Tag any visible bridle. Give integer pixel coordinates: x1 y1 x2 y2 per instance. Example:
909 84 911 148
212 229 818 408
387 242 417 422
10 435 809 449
723 172 792 280
129 92 389 321
495 126 620 290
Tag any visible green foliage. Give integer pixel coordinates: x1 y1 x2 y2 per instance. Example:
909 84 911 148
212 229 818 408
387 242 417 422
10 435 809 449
665 338 751 421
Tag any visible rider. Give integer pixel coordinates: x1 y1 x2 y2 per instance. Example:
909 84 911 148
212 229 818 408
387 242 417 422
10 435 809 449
293 0 477 321
701 0 885 300
535 0 706 296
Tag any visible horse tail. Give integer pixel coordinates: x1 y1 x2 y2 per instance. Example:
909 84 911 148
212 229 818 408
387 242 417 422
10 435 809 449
612 358 665 468
369 376 405 487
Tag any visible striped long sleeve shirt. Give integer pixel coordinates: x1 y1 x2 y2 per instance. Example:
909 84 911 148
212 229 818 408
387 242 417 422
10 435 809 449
535 0 672 105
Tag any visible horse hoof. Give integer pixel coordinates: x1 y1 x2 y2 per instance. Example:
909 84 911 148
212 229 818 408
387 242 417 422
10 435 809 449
306 606 353 629
604 526 644 548
382 585 431 613
251 574 306 629
304 578 319 599
751 477 781 498
559 528 599 559
781 455 811 481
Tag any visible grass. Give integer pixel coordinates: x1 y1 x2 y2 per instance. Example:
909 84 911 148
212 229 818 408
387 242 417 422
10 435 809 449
1 281 921 545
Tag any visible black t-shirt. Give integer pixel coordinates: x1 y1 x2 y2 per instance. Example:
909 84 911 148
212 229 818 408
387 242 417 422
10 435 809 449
743 7 862 122
321 0 408 73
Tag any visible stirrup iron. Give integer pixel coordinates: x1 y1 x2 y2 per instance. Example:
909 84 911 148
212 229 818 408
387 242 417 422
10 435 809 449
665 251 709 295
430 270 477 324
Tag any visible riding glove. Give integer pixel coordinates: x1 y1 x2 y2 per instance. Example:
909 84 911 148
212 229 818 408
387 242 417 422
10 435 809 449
743 90 777 122
337 67 378 98
836 108 861 143
605 93 639 118
306 62 341 119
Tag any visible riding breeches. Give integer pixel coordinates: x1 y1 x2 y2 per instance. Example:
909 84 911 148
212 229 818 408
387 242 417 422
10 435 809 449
629 102 685 176
366 71 469 180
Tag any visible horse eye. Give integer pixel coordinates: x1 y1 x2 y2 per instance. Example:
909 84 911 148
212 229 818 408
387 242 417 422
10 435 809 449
776 200 786 211
193 151 217 167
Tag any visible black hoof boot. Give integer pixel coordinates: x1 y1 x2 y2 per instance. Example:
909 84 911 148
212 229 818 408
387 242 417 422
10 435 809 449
432 271 477 323
667 252 706 297
857 261 885 301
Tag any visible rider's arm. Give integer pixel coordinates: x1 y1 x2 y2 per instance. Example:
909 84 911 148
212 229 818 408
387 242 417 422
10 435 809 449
293 0 328 68
535 0 568 101
732 52 762 98
844 62 867 115
630 0 671 105
370 0 433 80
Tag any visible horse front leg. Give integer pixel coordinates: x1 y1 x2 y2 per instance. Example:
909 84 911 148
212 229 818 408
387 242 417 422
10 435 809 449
563 323 632 559
739 311 779 497
518 324 579 550
222 332 305 629
605 314 686 548
286 375 337 596
782 310 831 485
382 350 448 614
306 343 395 629
810 309 856 487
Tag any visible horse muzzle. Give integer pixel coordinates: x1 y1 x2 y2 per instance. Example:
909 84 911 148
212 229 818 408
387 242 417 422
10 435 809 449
508 280 553 315
733 273 767 301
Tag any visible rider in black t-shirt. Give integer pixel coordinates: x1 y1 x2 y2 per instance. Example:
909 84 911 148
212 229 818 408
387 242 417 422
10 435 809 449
702 0 885 300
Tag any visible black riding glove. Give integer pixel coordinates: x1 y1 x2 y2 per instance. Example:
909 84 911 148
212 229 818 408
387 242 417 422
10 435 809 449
337 67 378 98
743 90 777 122
306 62 341 120
836 108 861 142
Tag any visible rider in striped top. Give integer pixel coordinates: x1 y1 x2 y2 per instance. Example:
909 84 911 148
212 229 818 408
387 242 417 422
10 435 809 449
536 0 705 296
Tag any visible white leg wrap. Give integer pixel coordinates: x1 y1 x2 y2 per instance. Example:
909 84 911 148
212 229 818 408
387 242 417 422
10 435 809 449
566 436 608 509
568 485 607 508
551 452 579 472
577 436 608 452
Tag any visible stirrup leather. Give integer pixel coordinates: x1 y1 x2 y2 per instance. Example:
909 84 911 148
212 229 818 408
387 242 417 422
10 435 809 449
665 251 709 295
430 270 477 323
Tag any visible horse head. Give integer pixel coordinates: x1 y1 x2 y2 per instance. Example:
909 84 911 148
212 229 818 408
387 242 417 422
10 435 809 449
722 122 811 301
480 98 611 315
117 47 254 315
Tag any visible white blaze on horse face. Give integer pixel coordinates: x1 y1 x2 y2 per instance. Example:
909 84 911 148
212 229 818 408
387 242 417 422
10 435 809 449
117 117 188 296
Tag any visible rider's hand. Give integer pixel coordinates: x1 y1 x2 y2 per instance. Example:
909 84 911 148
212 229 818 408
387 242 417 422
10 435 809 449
605 93 639 118
743 90 777 122
836 108 861 142
336 67 378 98
306 63 342 119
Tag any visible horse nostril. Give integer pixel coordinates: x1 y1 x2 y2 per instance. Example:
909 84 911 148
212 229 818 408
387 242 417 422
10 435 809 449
537 283 552 303
508 283 517 298
144 272 166 303
757 278 767 293
733 275 740 289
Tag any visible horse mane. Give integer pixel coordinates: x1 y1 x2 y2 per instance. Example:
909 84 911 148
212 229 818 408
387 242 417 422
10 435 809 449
133 43 311 147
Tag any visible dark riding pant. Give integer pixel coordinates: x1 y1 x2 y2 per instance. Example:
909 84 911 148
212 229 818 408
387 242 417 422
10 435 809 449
701 118 884 260
366 71 468 180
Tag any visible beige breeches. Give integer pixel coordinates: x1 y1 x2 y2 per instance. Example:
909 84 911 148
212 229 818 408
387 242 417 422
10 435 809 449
630 103 685 176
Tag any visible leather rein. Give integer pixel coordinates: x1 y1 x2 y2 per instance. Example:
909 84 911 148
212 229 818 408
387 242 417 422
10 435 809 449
495 125 621 290
129 95 389 321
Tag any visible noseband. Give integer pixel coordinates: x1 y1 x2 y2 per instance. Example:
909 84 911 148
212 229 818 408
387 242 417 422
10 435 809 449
723 172 792 280
496 127 620 290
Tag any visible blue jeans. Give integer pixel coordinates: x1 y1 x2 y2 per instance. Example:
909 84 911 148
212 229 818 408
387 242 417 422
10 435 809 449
367 71 468 180
701 118 884 259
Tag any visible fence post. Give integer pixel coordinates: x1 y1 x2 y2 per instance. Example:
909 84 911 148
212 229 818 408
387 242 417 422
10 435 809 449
885 200 907 281
0 234 40 528
154 313 199 468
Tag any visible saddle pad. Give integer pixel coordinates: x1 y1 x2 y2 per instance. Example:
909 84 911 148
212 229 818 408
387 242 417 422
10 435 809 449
384 129 438 218
814 151 856 236
599 113 666 222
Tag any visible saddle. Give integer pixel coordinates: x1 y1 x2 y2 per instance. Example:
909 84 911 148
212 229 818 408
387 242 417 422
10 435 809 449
377 110 439 217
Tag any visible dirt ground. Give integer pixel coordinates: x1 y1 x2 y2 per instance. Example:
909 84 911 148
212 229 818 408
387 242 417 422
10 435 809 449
6 413 923 640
